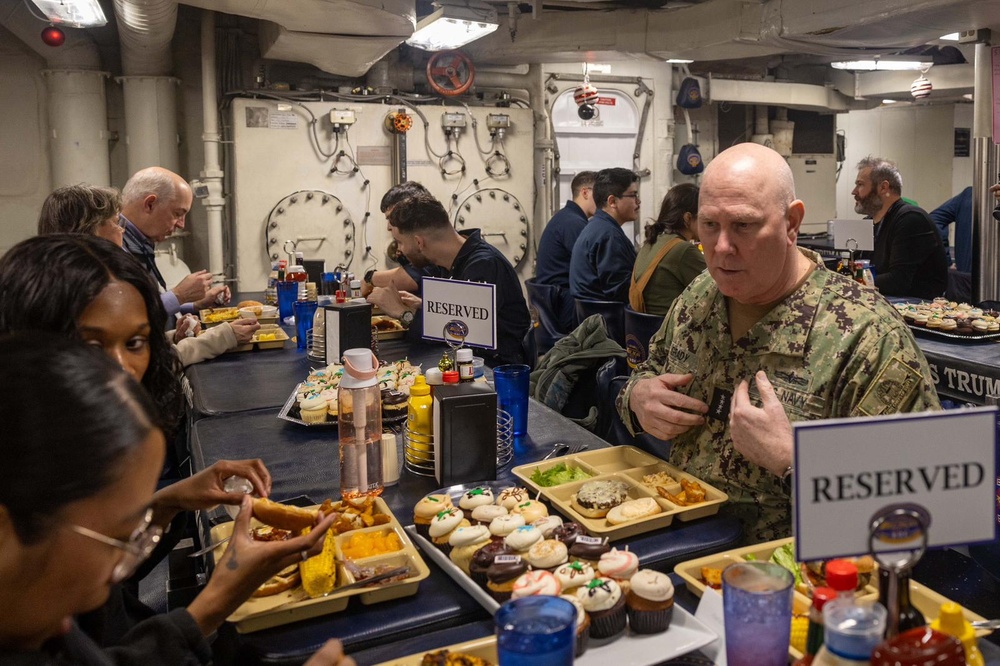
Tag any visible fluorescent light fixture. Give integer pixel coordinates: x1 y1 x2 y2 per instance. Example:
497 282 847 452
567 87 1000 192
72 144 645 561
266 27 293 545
405 0 499 51
665 58 694 64
31 0 106 27
940 32 961 41
830 56 933 71
882 99 898 104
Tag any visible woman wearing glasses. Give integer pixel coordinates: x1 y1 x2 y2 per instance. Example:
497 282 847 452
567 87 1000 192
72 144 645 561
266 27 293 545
0 336 352 665
0 235 287 647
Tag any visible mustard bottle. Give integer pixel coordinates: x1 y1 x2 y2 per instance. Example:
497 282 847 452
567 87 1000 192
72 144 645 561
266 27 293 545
405 376 433 466
931 601 984 666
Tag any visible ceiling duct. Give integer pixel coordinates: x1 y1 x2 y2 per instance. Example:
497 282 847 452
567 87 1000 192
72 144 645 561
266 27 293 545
114 0 177 75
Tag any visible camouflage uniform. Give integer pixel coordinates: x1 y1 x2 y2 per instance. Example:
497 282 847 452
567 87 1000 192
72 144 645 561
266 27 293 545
616 249 940 543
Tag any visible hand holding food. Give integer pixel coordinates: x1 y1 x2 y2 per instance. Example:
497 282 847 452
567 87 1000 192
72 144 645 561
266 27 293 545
172 269 212 303
253 497 319 531
230 318 261 344
195 284 231 309
151 459 273 525
628 373 708 439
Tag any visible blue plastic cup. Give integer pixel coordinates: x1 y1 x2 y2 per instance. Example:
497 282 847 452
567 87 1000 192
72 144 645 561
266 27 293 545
277 282 299 323
495 596 575 666
722 562 794 666
494 364 530 438
294 300 318 350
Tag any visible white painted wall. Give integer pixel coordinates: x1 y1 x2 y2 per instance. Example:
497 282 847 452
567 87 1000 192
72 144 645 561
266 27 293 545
0 31 51 256
835 103 956 218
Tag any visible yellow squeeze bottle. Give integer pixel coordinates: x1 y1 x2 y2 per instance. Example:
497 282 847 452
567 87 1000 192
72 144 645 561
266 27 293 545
931 602 984 666
406 376 433 465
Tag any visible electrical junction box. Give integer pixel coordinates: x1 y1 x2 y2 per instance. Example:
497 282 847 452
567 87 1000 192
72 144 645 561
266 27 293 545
442 112 467 129
487 113 511 130
330 109 357 125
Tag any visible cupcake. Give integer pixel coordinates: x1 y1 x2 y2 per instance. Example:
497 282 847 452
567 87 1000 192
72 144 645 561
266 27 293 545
428 507 469 553
555 560 596 592
511 499 549 523
489 514 526 538
299 395 328 423
497 487 530 510
531 515 564 538
568 535 610 566
380 389 408 424
598 548 640 590
487 554 528 603
459 487 496 519
559 594 591 657
471 504 508 526
511 570 562 599
505 525 543 553
625 570 675 634
449 525 492 574
525 539 569 571
413 494 453 537
552 522 585 547
470 540 510 587
577 577 626 639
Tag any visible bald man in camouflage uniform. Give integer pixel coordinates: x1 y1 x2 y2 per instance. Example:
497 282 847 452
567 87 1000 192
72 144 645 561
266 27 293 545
617 143 939 544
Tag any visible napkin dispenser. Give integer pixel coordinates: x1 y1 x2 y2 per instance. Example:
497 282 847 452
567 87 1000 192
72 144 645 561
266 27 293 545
323 301 372 363
433 383 498 486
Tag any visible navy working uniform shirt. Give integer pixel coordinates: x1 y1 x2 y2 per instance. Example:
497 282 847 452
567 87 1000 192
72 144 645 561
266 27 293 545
569 209 637 303
536 200 590 331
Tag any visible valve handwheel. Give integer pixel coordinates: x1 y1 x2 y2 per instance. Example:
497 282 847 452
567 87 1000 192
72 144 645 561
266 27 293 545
426 50 476 97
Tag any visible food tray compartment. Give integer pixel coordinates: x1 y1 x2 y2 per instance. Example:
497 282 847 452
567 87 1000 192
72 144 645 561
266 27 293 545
250 324 289 350
209 497 428 633
336 525 407 561
515 456 601 490
199 307 241 326
623 463 684 496
543 473 677 538
573 445 663 474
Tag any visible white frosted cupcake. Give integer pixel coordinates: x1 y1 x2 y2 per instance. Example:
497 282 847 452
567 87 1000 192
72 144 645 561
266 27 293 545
531 515 564 538
525 539 568 571
554 560 596 592
449 525 492 574
577 577 626 638
471 504 508 525
489 513 525 538
625 570 674 634
511 499 549 523
560 594 591 657
496 487 530 510
428 507 469 553
504 524 543 552
598 548 639 591
299 395 328 423
459 488 496 518
511 570 562 599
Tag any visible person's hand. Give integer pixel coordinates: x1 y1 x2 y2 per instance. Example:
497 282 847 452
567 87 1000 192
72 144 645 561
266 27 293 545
990 183 1000 202
194 284 230 309
730 371 792 477
185 496 337 636
628 374 708 440
172 270 212 304
361 275 375 298
151 459 273 524
229 318 261 344
172 314 202 343
397 290 421 311
367 284 414 319
304 640 356 666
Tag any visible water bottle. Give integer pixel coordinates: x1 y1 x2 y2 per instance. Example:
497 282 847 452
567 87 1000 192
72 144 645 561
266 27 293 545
338 349 383 498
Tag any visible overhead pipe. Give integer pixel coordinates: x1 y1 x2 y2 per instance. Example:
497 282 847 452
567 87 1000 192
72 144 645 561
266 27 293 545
200 10 225 275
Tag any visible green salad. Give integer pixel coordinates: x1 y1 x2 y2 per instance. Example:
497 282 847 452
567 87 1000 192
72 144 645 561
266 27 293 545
530 462 594 487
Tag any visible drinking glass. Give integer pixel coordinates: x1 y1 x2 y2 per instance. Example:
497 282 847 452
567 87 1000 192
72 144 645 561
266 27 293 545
493 364 530 438
495 596 575 666
722 561 794 666
276 282 298 323
294 300 318 350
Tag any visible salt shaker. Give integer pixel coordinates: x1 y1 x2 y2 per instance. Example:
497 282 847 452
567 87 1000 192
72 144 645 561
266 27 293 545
381 432 400 486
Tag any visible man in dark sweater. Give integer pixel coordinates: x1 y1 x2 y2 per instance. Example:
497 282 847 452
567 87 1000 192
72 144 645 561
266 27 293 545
852 157 947 299
367 192 531 366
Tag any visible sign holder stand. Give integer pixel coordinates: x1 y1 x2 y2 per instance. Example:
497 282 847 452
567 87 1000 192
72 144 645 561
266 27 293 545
867 504 930 639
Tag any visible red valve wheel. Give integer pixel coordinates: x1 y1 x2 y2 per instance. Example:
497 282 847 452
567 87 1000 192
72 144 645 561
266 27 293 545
426 50 476 97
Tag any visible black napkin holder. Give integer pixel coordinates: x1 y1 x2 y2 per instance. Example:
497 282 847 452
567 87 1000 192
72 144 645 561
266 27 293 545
433 383 498 485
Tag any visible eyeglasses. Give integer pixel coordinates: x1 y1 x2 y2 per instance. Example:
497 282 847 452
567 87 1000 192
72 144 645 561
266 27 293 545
618 193 641 202
69 508 162 583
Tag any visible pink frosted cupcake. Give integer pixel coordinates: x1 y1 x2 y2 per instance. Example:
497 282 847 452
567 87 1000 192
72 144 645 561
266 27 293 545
598 547 639 592
511 569 562 599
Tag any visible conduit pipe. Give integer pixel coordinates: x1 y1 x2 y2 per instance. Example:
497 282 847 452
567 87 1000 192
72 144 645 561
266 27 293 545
972 43 999 302
200 10 224 275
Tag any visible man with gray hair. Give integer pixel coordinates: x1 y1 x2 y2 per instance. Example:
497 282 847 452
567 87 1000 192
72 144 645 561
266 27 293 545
852 156 947 299
120 166 228 319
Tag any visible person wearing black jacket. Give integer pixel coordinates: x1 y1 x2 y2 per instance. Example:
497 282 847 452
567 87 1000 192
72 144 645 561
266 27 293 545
851 157 947 299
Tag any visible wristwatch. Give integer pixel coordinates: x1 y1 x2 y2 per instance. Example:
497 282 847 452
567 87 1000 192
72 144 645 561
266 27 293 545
363 269 376 286
400 310 415 328
780 465 793 494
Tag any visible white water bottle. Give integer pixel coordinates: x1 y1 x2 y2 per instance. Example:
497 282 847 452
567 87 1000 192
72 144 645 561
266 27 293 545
338 349 383 498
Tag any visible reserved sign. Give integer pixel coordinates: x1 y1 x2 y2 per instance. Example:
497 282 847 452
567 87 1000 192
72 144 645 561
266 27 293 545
421 277 497 349
792 407 997 562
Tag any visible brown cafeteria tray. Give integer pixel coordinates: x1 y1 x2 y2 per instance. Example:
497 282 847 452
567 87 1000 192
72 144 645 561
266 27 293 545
511 446 727 540
209 497 429 633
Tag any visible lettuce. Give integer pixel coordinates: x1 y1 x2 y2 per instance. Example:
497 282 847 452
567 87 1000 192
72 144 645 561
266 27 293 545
530 462 593 487
769 543 804 588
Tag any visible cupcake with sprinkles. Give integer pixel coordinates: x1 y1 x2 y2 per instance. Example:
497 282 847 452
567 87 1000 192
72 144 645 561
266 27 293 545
413 493 453 537
428 506 469 553
458 487 495 519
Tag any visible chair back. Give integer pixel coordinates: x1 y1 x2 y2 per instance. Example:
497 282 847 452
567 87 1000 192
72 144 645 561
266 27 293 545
575 298 626 347
525 279 568 355
624 307 665 369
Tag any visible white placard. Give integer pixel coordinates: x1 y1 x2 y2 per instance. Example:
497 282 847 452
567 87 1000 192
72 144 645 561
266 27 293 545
420 277 497 349
793 407 997 562
829 219 874 251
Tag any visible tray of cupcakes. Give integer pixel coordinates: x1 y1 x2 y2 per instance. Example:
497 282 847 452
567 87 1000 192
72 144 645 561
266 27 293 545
510 446 728 540
893 298 1000 340
403 482 717 662
277 359 419 427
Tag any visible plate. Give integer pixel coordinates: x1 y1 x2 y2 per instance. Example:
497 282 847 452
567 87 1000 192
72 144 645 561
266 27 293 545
373 606 717 666
910 325 1000 342
673 536 990 660
512 446 727 541
211 497 430 633
276 384 338 427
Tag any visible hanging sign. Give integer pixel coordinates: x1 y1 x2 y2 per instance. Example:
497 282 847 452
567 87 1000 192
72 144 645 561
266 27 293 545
792 407 997 562
421 277 497 350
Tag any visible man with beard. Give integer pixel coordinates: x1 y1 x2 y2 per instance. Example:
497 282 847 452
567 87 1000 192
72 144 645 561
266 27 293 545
366 192 531 366
616 144 939 544
851 157 947 299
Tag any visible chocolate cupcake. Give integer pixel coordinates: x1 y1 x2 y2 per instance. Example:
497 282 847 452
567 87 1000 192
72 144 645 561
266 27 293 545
625 570 674 634
568 534 610 566
551 522 585 546
470 540 510 587
487 554 528 603
380 389 408 425
577 577 626 639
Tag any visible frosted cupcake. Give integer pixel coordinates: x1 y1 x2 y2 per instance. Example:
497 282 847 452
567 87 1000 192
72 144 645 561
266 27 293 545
577 577 626 638
505 524 543 553
470 504 508 526
487 554 528 603
531 515 564 538
524 539 569 572
559 594 591 657
625 569 674 633
299 395 328 423
459 487 495 519
511 499 549 523
449 525 492 574
496 487 530 510
555 560 596 592
489 513 526 538
428 507 469 553
511 569 562 600
413 494 453 537
598 548 639 591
